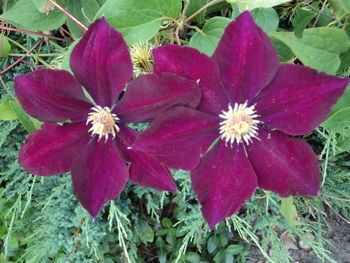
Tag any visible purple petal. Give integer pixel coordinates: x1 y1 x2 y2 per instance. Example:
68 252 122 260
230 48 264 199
128 151 177 192
191 142 257 229
14 69 92 122
212 11 279 103
71 138 128 217
247 129 320 197
19 123 90 176
253 64 349 135
70 18 133 107
133 106 219 170
114 124 138 156
115 72 200 123
153 45 228 115
114 125 177 191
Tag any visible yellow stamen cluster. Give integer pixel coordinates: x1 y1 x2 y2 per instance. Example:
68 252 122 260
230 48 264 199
86 106 120 142
130 42 154 75
219 102 260 146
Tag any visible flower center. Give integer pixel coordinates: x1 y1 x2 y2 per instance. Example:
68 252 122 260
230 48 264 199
219 102 260 146
86 106 120 142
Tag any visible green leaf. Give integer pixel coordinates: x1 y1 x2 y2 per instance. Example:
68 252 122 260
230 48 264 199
336 136 350 153
233 0 292 11
251 8 279 32
232 5 279 32
270 28 349 74
207 236 218 253
161 217 172 228
186 0 209 24
292 7 317 38
0 34 11 58
189 16 231 56
66 0 101 38
330 85 350 115
137 223 154 244
32 0 54 14
66 0 89 38
322 107 350 137
224 252 234 263
225 244 244 255
338 47 350 72
95 0 182 45
9 101 38 132
0 99 17 120
185 252 201 263
165 228 176 246
269 35 294 62
280 197 301 225
61 38 80 72
1 0 67 31
329 0 350 19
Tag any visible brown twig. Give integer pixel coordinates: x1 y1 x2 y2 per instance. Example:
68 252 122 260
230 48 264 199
322 193 350 202
0 26 72 42
47 0 88 32
0 38 44 75
68 219 84 263
185 0 221 23
253 194 268 199
312 0 328 27
169 21 174 44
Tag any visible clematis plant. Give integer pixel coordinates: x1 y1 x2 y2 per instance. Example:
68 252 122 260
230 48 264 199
14 18 201 217
133 12 349 229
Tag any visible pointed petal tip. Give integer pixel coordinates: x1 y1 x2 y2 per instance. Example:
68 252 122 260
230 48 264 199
87 207 100 218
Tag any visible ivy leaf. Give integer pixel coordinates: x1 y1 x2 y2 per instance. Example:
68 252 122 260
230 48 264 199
32 0 54 14
0 34 11 58
189 16 231 56
61 38 80 72
232 0 292 11
270 28 349 74
95 0 182 45
322 107 350 137
251 8 279 32
280 197 301 225
0 0 67 31
186 0 209 24
66 1 87 38
232 5 279 32
269 35 294 62
329 0 350 19
336 136 350 153
0 99 18 121
329 85 350 115
9 101 40 132
292 7 317 38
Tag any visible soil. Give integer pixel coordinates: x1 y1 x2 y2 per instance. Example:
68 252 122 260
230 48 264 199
247 218 350 263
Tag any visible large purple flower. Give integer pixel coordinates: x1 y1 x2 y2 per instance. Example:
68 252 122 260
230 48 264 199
133 12 349 228
14 18 200 217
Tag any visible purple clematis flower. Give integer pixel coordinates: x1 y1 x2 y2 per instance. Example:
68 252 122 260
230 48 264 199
132 12 349 228
14 18 200 217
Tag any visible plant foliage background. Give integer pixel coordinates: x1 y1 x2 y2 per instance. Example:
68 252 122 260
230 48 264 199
0 0 350 262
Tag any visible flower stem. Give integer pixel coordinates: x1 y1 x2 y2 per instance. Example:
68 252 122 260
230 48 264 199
0 26 72 42
47 0 88 32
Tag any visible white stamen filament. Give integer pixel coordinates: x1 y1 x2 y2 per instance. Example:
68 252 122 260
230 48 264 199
86 105 120 142
219 101 261 146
